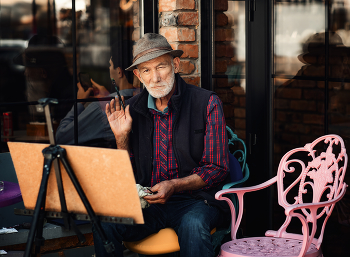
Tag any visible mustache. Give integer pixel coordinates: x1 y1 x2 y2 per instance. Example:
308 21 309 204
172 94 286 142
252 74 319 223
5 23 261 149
145 80 172 88
148 83 168 88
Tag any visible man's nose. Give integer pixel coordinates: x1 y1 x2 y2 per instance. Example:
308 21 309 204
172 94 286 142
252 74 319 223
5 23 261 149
151 70 161 83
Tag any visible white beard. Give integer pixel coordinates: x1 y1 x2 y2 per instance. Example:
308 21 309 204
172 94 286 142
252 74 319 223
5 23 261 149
140 68 175 99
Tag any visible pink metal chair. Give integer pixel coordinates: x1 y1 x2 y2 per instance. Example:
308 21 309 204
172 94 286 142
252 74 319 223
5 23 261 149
215 134 348 257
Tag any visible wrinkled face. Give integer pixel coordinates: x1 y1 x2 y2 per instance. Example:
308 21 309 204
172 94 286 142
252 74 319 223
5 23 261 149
134 54 179 99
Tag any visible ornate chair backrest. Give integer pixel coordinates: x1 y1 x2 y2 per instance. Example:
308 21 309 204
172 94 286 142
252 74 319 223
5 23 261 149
276 134 347 248
226 126 247 173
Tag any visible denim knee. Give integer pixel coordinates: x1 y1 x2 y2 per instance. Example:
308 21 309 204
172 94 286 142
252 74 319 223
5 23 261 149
177 216 214 257
175 204 221 257
178 211 211 238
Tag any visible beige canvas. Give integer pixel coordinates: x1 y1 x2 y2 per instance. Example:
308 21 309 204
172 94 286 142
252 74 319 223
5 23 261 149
7 142 143 224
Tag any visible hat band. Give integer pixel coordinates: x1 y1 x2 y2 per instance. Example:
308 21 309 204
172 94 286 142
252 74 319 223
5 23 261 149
133 47 173 63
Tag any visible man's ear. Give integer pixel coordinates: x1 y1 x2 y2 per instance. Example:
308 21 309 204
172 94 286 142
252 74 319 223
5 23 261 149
133 68 142 82
173 57 180 73
117 67 123 78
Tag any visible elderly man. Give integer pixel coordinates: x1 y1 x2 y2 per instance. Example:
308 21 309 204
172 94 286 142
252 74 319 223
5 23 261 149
93 33 230 257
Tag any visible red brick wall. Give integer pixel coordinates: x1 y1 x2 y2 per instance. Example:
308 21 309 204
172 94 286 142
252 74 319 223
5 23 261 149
132 0 141 42
159 0 200 86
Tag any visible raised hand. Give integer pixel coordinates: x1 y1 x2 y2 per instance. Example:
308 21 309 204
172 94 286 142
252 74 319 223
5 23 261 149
105 96 132 151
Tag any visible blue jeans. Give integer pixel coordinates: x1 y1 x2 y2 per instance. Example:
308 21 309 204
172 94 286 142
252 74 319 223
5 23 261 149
93 194 223 257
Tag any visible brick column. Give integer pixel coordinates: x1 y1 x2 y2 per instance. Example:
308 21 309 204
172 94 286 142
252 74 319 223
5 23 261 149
159 0 200 86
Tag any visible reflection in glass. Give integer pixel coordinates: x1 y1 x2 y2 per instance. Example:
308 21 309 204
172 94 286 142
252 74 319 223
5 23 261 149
67 0 138 147
328 82 350 143
13 35 74 122
56 41 137 147
291 31 350 79
0 0 141 152
273 0 350 156
213 0 246 139
274 0 325 76
330 0 350 47
0 103 71 146
273 77 324 156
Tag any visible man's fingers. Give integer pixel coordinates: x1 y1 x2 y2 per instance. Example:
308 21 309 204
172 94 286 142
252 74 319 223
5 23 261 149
77 82 83 90
124 104 132 118
144 194 166 205
90 78 97 86
105 102 111 116
86 87 93 95
110 98 116 113
144 194 160 202
91 79 101 89
143 194 157 200
106 97 127 117
121 96 125 106
114 96 121 111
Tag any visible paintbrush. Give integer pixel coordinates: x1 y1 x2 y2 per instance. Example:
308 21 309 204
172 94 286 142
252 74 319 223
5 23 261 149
111 78 125 111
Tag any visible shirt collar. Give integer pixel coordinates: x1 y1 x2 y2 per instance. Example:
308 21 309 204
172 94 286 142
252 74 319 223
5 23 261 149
147 94 168 113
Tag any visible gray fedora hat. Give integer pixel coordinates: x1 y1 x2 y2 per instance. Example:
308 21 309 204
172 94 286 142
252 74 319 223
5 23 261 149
125 33 183 71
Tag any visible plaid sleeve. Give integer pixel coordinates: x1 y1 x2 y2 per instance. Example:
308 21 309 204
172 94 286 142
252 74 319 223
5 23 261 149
190 94 229 188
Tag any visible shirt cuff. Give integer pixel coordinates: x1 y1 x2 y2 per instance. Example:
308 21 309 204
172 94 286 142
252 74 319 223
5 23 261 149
191 167 214 187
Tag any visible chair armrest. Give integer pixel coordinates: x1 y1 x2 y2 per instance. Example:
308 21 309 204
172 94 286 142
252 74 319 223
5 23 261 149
215 176 277 240
216 176 277 199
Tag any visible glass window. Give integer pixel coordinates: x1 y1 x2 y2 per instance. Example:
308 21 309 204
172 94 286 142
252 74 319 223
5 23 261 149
213 0 246 140
0 0 142 152
273 0 350 173
328 0 350 144
274 0 326 77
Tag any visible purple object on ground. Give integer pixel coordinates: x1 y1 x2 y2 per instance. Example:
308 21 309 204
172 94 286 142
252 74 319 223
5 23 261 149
0 181 22 208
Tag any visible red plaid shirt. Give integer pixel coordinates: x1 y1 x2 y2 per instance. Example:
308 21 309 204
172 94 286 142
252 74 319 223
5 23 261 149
149 94 229 190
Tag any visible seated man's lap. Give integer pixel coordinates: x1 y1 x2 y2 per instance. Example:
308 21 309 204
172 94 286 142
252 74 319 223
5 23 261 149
98 194 222 243
168 195 222 239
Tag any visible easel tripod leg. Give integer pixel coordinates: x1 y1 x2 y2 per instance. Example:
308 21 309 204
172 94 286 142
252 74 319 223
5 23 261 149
24 157 53 257
34 206 47 255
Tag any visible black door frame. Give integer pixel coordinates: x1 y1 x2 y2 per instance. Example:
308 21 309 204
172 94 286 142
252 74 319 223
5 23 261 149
245 0 273 236
201 0 274 236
